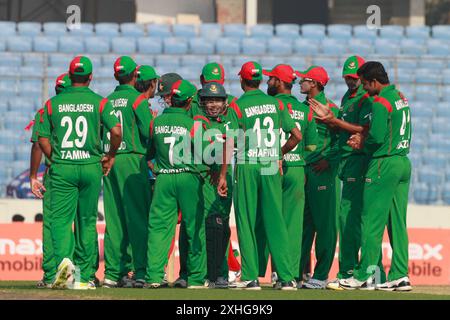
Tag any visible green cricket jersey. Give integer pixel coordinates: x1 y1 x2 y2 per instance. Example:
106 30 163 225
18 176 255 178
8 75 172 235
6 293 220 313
338 85 373 158
304 91 340 164
30 108 51 166
103 84 153 155
39 86 120 165
188 91 237 118
275 93 318 167
230 89 296 163
365 84 411 158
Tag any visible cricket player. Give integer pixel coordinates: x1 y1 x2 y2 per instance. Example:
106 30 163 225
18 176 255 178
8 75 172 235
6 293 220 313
156 73 183 108
145 80 207 289
217 61 302 290
339 62 412 291
263 64 318 288
38 56 122 290
29 73 71 288
297 66 340 289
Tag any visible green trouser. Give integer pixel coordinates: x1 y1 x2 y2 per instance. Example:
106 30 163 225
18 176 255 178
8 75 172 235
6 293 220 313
179 172 233 281
146 173 206 285
281 166 305 280
73 215 100 282
49 162 102 283
354 156 411 282
42 169 56 284
300 162 340 281
234 163 294 282
103 153 151 281
337 154 386 281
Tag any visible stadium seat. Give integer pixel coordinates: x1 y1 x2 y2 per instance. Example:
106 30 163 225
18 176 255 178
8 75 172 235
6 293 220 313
418 59 445 70
400 39 426 56
48 53 72 68
418 166 443 185
293 38 320 55
441 85 450 100
0 38 5 52
101 54 118 68
95 23 120 37
395 68 416 83
230 81 242 97
178 66 198 81
0 100 8 112
137 37 162 54
58 36 85 53
414 71 441 85
422 154 448 168
0 52 22 67
33 36 59 52
374 38 400 55
146 24 172 37
442 183 450 205
43 22 68 36
120 23 145 37
353 25 378 40
11 160 28 176
313 57 337 70
15 144 30 161
189 38 215 55
301 24 326 39
173 24 197 38
427 39 450 56
0 21 16 36
96 66 113 79
0 145 15 162
284 57 307 70
224 24 247 38
260 56 283 69
410 102 432 117
20 65 44 78
327 24 352 39
321 38 347 55
414 183 438 204
432 25 450 40
346 39 372 56
250 24 273 38
17 22 42 36
275 24 300 38
379 25 404 39
85 37 110 54
155 55 180 68
406 26 430 39
69 23 94 36
111 37 136 54
181 55 206 69
133 54 155 67
227 67 241 81
0 79 17 96
3 114 30 131
7 36 32 52
267 38 292 55
199 23 223 39
216 38 241 55
11 96 36 112
163 37 188 54
241 38 266 55
233 56 258 68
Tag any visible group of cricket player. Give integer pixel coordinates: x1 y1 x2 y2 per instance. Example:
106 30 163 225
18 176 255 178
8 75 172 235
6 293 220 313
28 51 412 292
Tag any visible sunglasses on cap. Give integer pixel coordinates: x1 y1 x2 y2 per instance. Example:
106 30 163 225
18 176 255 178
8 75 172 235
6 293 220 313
299 78 314 83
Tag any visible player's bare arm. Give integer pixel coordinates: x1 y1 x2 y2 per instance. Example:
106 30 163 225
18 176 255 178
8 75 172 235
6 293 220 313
217 137 233 197
29 142 46 199
101 126 122 176
38 137 52 160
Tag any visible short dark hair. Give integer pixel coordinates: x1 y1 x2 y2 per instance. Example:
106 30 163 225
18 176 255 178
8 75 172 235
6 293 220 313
242 79 260 88
357 61 390 84
135 79 156 93
317 82 324 92
70 73 91 84
117 72 135 85
171 96 189 108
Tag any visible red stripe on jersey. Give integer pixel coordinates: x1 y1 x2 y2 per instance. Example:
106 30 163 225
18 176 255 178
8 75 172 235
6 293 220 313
229 101 242 119
193 115 211 126
37 108 45 122
133 93 147 110
327 99 338 109
374 96 393 112
115 123 122 127
149 119 154 138
99 98 108 114
286 103 293 114
308 106 314 122
24 119 35 131
276 99 285 111
190 121 201 138
358 93 370 107
46 99 52 115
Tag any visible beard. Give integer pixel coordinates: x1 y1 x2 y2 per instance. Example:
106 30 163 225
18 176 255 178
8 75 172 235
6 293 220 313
267 85 277 96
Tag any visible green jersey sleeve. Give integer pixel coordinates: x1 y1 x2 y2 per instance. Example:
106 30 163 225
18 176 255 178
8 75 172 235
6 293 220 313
365 100 389 154
304 107 318 149
100 98 120 131
30 109 44 143
39 100 52 139
132 94 153 140
357 93 372 127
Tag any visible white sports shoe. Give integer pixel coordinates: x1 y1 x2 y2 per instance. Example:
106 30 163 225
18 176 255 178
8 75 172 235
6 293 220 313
326 279 344 291
339 276 375 291
187 281 209 289
271 272 278 286
302 278 327 289
376 277 412 292
233 280 261 290
72 281 96 290
52 258 75 289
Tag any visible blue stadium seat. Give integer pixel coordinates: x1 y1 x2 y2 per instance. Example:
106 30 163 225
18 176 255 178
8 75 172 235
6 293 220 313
85 55 101 70
19 80 41 93
10 96 36 113
23 54 44 68
15 144 30 161
230 81 242 97
17 22 42 36
0 52 22 67
181 55 206 69
418 59 445 70
173 24 197 38
33 36 58 52
227 67 241 81
321 38 347 55
410 138 427 153
400 39 426 56
353 25 378 40
422 154 448 168
233 56 258 68
406 26 430 39
396 59 417 69
3 114 30 131
442 183 450 205
178 66 198 81
0 38 5 52
414 183 438 204
120 23 145 37
327 24 352 39
432 25 450 40
155 55 180 68
241 38 266 55
301 24 326 39
427 39 450 56
313 57 337 70
347 38 373 56
418 166 443 185
101 54 117 68
0 145 15 162
7 36 32 52
20 65 43 78
43 22 67 36
85 37 110 54
11 160 28 176
410 102 431 117
199 23 223 39
441 85 450 100
189 38 215 55
134 54 155 67
408 152 422 167
59 36 85 53
0 79 17 96
293 38 320 55
250 24 273 38
285 57 307 70
163 37 188 54
216 38 241 55
69 23 94 36
395 68 416 84
374 38 400 55
414 71 441 84
224 24 247 38
260 57 283 69
96 66 113 79
146 24 172 37
379 25 404 39
0 21 16 36
49 53 72 68
111 37 136 54
0 100 8 112
275 24 300 38
95 23 120 37
267 38 292 55
137 37 162 54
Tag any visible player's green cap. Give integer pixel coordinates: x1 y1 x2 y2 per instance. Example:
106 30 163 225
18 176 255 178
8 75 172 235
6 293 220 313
156 73 183 96
201 62 225 84
199 82 227 99
55 72 72 89
170 79 197 102
137 65 160 81
342 55 365 79
69 55 92 75
114 55 137 76
238 61 263 81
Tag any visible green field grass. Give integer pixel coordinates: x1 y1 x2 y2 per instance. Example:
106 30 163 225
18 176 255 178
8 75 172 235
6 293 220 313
1 282 450 300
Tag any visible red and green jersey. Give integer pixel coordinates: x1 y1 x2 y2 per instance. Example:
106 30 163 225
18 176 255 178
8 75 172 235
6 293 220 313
276 93 318 167
304 91 340 164
149 108 205 175
30 108 51 166
39 86 120 165
338 85 373 158
103 84 153 155
188 91 237 118
230 89 296 163
365 85 411 158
